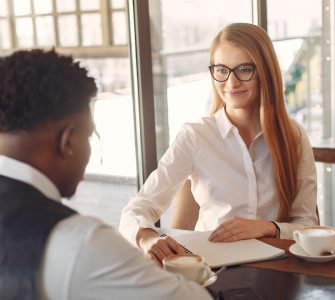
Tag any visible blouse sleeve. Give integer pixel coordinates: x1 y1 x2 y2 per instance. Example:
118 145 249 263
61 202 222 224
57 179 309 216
119 124 197 244
276 122 318 239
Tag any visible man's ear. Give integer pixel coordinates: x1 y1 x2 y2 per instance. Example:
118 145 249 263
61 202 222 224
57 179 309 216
58 124 75 158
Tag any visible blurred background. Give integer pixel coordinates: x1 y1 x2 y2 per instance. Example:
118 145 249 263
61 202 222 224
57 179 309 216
0 0 334 227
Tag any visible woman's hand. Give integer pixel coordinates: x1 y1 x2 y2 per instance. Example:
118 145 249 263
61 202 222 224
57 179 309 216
208 217 276 242
137 228 186 266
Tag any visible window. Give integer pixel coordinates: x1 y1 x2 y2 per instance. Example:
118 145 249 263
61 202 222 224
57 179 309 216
0 0 127 49
149 0 252 160
0 0 137 225
268 0 335 226
1 1 335 228
148 0 253 225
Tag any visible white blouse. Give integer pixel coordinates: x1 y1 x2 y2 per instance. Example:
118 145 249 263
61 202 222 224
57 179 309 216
119 108 318 242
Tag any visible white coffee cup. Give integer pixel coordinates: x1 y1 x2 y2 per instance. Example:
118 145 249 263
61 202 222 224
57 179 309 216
163 254 211 284
293 226 335 256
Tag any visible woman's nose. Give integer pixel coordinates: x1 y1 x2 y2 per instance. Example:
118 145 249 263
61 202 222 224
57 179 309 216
225 72 241 87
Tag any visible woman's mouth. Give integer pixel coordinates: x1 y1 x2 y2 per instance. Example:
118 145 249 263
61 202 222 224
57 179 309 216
225 90 247 96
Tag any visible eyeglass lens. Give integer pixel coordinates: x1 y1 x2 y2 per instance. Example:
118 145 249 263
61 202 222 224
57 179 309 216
210 64 255 82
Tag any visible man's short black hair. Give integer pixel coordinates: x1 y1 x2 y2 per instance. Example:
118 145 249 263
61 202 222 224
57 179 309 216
0 49 97 132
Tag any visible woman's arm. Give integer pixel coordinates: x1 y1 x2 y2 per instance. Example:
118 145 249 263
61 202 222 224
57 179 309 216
136 228 186 266
208 217 277 242
119 124 197 260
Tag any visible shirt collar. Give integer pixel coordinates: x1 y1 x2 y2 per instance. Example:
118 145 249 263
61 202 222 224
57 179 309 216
0 155 61 202
214 108 263 141
214 107 236 139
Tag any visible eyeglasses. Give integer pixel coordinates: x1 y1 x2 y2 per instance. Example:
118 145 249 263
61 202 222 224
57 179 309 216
208 63 256 82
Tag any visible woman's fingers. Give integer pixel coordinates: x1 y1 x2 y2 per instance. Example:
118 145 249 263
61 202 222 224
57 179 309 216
209 218 237 241
147 251 162 267
208 217 268 242
148 235 187 264
164 235 187 254
210 225 244 242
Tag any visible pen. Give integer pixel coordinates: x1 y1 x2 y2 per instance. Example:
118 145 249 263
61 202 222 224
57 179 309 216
160 233 193 254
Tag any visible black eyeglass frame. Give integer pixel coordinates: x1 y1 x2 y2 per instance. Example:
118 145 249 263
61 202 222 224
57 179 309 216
208 63 256 82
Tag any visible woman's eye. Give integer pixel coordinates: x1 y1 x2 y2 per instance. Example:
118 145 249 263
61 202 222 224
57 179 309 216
238 65 253 73
216 66 228 74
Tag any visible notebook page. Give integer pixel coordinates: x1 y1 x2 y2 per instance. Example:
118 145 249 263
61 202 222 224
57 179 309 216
171 231 285 268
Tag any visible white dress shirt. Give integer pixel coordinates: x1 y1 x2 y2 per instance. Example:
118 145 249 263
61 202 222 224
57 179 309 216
0 155 212 300
119 108 318 242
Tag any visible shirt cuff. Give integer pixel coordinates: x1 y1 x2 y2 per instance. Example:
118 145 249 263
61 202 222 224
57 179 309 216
119 216 159 246
276 222 306 239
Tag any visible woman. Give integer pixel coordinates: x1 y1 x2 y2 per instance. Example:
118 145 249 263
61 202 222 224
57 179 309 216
119 23 318 265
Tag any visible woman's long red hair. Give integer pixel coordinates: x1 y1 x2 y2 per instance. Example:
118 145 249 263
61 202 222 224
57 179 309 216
210 23 300 221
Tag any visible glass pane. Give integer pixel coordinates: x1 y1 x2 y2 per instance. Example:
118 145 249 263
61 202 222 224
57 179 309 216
87 87 135 177
16 17 34 47
267 1 321 39
149 0 252 226
110 0 125 9
56 0 76 12
268 0 332 227
13 0 31 16
161 0 251 50
58 15 79 47
64 57 137 224
0 0 8 16
80 0 100 10
81 13 102 46
111 11 127 45
34 0 52 14
36 16 55 46
0 19 10 49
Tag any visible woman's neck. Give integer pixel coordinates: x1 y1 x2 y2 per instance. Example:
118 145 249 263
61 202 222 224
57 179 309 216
225 107 261 147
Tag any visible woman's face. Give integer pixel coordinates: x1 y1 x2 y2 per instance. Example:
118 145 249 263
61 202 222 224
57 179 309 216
212 41 260 114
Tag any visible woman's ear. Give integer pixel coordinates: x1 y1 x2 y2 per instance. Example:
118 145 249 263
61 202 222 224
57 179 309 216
58 124 75 158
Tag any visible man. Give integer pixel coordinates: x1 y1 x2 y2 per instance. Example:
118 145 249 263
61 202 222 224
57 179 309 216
0 49 213 300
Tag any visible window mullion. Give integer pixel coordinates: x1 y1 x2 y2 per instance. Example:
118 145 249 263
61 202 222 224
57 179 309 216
252 0 267 30
30 0 37 46
52 0 60 47
127 0 157 189
7 0 16 48
100 0 111 46
75 0 83 46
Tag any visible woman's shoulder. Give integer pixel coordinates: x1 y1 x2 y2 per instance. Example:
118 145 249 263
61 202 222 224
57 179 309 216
289 118 308 135
288 118 312 147
182 115 216 132
176 116 217 141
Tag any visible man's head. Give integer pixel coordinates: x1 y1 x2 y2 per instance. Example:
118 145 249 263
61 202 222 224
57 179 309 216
0 49 97 197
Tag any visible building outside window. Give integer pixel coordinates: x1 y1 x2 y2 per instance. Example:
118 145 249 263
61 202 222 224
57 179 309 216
268 0 334 226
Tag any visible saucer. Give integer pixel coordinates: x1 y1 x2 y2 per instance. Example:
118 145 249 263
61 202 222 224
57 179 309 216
289 243 335 262
202 271 217 287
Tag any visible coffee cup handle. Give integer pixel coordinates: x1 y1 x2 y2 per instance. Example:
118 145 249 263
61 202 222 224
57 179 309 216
293 230 301 247
198 264 212 283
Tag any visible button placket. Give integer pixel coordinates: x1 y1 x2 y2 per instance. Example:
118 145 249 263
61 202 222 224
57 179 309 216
234 129 258 218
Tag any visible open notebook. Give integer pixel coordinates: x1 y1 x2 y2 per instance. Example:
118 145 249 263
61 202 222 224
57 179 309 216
160 229 285 268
